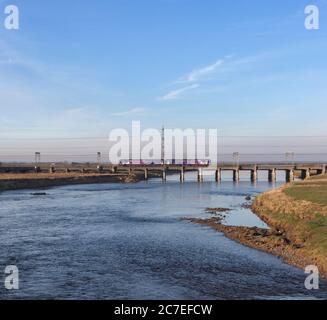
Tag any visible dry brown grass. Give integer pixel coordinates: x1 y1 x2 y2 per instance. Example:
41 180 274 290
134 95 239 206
253 183 327 277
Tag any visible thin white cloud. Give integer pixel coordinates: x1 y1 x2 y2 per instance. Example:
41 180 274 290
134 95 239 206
111 107 146 116
157 58 225 101
178 59 224 83
157 84 199 101
157 54 272 101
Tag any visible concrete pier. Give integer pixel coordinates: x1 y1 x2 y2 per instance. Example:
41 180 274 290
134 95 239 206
268 168 276 182
317 165 326 175
301 168 310 180
250 168 257 182
198 168 204 182
162 170 167 181
180 168 185 182
233 169 240 182
286 169 294 182
215 168 221 182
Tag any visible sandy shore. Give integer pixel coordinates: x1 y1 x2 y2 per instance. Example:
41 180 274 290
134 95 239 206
0 172 139 191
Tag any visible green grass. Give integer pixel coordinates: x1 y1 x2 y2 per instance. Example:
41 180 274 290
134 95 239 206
284 185 327 205
268 178 327 266
306 213 327 252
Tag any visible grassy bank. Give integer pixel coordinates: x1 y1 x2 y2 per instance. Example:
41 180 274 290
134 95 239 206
252 174 327 277
184 174 327 278
284 180 327 205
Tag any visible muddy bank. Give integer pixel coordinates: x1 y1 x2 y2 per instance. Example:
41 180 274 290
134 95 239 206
183 216 312 276
184 184 327 278
205 207 231 214
252 185 327 278
0 173 140 191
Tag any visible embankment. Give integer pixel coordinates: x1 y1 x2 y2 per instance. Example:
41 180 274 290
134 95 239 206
252 180 327 277
185 176 327 278
0 172 139 191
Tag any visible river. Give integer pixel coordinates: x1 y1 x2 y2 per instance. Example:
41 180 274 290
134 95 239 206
0 171 326 299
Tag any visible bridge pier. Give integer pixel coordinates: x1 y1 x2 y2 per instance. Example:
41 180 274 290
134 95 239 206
317 165 326 175
144 168 148 180
268 169 276 182
233 169 240 182
286 169 294 182
301 168 310 180
180 167 185 182
250 167 257 182
162 170 167 181
198 168 204 182
215 168 221 182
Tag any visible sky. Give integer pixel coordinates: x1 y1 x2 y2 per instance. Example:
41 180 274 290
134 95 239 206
1 0 327 161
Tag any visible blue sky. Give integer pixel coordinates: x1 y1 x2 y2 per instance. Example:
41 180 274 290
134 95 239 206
1 0 327 159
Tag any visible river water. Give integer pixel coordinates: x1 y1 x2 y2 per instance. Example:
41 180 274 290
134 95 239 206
0 172 326 300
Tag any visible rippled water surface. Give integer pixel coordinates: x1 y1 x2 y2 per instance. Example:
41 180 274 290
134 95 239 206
0 172 326 299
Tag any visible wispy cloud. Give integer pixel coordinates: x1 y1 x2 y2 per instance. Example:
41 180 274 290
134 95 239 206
157 58 226 101
178 59 224 83
157 84 199 101
157 53 274 102
111 107 146 116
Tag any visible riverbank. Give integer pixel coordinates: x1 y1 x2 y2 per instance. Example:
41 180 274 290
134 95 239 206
253 176 327 277
185 175 327 278
0 172 140 191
